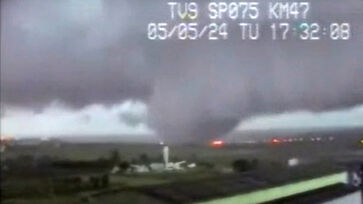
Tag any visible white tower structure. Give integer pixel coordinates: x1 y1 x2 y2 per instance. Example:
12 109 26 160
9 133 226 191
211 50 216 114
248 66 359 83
163 145 169 168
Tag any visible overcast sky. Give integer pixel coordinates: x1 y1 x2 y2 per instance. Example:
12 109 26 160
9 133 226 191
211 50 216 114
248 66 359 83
1 0 363 142
2 101 363 138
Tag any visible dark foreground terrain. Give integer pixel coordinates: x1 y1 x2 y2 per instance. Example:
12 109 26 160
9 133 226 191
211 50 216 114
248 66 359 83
1 129 362 204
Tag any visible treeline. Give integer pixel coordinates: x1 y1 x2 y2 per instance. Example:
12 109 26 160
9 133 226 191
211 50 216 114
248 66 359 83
51 159 113 169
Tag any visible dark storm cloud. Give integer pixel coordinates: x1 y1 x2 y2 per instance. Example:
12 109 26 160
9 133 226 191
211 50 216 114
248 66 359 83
147 0 363 143
1 0 155 108
119 112 145 127
1 0 363 142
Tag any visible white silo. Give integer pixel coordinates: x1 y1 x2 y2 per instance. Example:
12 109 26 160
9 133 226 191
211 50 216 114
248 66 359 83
163 145 169 168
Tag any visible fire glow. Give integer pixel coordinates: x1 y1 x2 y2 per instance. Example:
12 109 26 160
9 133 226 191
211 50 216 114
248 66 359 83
211 140 225 148
271 138 281 144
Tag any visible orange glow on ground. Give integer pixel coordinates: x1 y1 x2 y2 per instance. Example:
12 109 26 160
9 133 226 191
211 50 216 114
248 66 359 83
271 138 281 144
0 135 13 143
210 140 225 148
